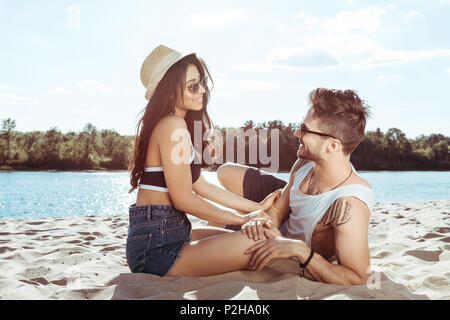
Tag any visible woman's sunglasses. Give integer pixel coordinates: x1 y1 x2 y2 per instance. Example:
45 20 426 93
186 76 209 94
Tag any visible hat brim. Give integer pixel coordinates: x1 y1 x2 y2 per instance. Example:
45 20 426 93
144 52 196 101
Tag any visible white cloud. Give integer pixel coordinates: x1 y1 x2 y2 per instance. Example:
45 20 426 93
0 93 39 105
72 107 98 115
210 72 236 96
237 81 280 92
190 10 247 29
445 67 450 73
230 45 342 72
229 61 272 72
275 24 303 34
377 74 402 83
299 32 379 57
49 81 114 95
231 6 391 72
266 5 450 71
268 46 341 69
209 73 280 94
320 6 390 35
353 49 450 69
229 5 449 73
211 72 230 88
49 87 72 94
400 10 420 21
77 80 114 95
296 12 319 30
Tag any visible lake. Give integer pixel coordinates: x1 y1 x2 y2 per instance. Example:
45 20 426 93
0 170 449 219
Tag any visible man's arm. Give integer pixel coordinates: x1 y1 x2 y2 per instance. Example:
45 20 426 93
299 197 371 285
246 196 371 285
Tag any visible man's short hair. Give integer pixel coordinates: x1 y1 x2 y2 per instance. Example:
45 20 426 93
309 88 371 155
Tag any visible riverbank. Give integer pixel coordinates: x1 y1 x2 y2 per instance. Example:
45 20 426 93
1 200 449 300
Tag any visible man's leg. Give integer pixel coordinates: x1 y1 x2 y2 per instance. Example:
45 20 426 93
218 162 288 202
215 162 288 230
206 163 250 228
216 162 249 197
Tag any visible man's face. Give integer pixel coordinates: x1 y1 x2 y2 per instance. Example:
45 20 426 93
294 108 330 161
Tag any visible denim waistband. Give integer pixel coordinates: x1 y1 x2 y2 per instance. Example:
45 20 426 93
129 203 185 219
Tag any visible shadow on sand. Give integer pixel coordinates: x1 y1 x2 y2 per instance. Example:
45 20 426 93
104 259 428 300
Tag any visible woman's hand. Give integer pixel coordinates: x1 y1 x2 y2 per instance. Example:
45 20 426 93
241 218 272 241
241 210 273 240
259 190 281 212
243 209 271 223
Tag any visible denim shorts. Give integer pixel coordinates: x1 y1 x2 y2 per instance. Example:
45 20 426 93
226 167 287 231
125 204 192 277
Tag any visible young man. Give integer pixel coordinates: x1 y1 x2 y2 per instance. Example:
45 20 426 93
217 88 374 285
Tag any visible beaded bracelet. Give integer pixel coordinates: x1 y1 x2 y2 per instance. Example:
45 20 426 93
299 248 315 269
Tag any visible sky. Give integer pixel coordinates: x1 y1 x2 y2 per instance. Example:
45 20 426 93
1 0 449 139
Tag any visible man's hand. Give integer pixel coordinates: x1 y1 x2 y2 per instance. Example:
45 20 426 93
244 231 305 271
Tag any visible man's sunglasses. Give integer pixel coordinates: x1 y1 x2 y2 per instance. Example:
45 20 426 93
186 76 209 94
300 123 337 139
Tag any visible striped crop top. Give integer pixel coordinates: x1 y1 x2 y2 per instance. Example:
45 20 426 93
139 140 201 193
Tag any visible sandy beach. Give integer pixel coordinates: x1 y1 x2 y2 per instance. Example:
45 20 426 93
0 199 449 300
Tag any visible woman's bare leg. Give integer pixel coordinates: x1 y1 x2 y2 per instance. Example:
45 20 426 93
191 226 233 241
167 230 265 277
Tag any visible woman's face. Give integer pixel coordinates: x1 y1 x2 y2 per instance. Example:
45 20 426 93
174 64 206 117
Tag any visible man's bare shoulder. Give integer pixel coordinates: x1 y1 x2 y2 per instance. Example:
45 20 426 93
352 173 372 190
319 196 370 229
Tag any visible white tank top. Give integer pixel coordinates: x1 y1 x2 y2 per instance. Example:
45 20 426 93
280 161 374 247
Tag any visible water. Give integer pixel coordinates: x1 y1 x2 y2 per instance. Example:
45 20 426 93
0 170 449 219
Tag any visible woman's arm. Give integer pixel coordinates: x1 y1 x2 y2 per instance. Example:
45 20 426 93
193 174 278 213
156 116 249 226
259 157 308 228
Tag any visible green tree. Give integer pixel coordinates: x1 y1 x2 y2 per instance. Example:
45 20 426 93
241 120 255 131
0 118 16 164
42 128 64 167
78 123 103 168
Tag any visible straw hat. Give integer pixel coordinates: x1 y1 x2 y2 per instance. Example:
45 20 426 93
140 45 195 101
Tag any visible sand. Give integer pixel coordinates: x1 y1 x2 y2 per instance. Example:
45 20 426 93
0 199 449 300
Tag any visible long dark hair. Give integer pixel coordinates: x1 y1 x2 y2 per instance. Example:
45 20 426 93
128 54 214 193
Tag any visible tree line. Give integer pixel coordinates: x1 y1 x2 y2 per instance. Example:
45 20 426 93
1 118 449 171
0 119 131 170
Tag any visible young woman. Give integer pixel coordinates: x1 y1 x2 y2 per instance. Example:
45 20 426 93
126 45 280 277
